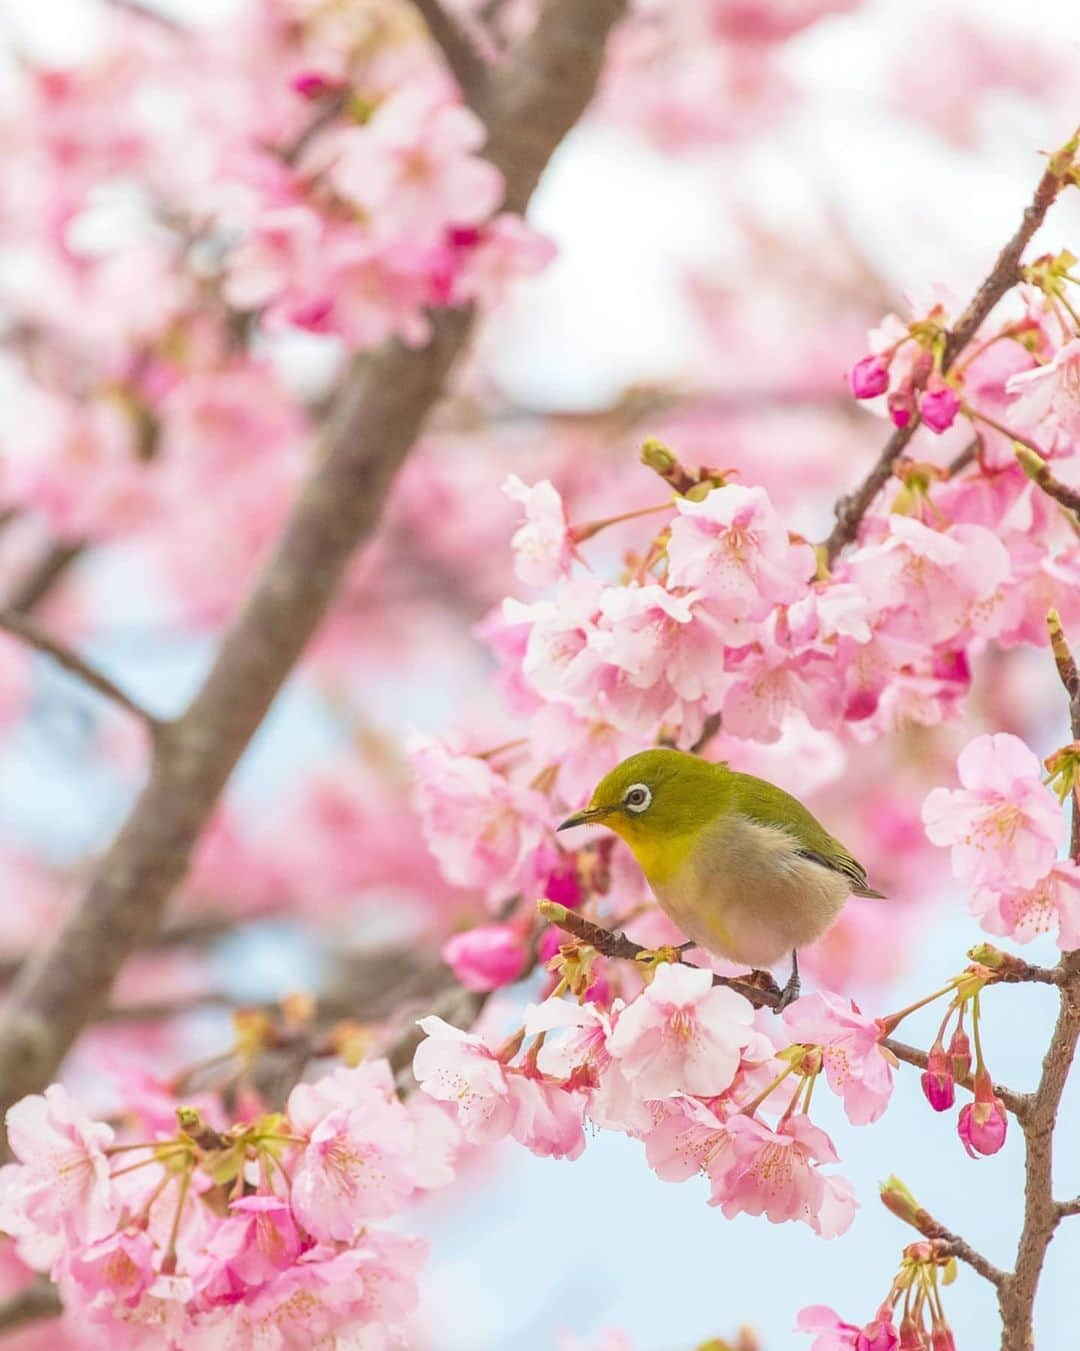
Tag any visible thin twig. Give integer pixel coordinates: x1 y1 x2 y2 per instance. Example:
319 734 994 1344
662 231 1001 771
4 541 85 615
1056 1196 1080 1219
0 610 163 732
881 1037 1028 1120
1016 449 1080 514
408 0 490 114
906 1211 1007 1288
823 137 1077 564
103 0 185 29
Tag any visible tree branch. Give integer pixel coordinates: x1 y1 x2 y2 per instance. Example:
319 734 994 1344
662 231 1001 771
823 138 1077 564
0 1279 61 1333
1015 446 1080 515
0 610 163 732
4 541 85 615
0 0 628 1143
905 1211 1007 1288
1055 1196 1080 1219
881 1037 1028 1120
409 0 490 114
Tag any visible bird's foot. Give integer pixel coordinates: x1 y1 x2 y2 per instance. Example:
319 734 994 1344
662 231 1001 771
778 967 800 1010
740 968 782 998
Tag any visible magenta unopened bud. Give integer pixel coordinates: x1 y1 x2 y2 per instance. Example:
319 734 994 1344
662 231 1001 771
850 354 891 399
919 381 960 434
958 1067 1007 1155
920 1042 954 1111
290 70 340 100
947 1027 972 1081
888 389 915 428
442 924 526 993
544 865 582 911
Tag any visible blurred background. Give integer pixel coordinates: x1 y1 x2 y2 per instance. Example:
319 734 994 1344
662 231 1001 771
1 0 1079 1345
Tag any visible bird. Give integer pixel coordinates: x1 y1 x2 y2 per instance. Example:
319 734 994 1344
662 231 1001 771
556 747 884 1010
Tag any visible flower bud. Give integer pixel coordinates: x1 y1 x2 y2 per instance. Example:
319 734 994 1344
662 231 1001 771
957 1068 1007 1157
879 1176 924 1229
888 389 915 428
898 1315 928 1350
850 354 891 399
947 1027 971 1082
442 924 526 993
931 1326 956 1351
918 381 960 433
920 1042 955 1112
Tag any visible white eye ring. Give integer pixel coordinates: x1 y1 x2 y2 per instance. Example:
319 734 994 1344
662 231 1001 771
623 783 652 813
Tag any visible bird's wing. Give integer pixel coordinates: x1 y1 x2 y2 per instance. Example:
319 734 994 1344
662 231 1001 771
728 771 885 898
792 847 885 898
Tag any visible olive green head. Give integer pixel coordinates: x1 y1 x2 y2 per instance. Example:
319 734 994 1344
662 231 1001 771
557 748 727 847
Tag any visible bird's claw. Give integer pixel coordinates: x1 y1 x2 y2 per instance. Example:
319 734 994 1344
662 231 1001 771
774 971 801 1014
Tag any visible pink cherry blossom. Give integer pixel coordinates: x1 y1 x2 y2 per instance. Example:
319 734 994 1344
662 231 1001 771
412 1015 514 1144
409 733 555 903
717 1114 857 1236
1006 338 1080 446
969 859 1080 948
325 87 503 248
782 991 894 1126
194 1197 303 1294
63 1227 155 1308
506 1074 587 1160
666 484 813 640
607 963 756 1099
797 1304 899 1351
922 733 1066 889
502 474 575 587
0 1084 116 1244
443 923 528 991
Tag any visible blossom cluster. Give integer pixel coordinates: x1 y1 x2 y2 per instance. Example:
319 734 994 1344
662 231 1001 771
0 1064 462 1348
414 963 894 1236
923 731 1079 949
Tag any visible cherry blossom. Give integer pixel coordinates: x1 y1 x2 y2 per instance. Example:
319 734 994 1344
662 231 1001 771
412 1015 515 1145
443 923 528 992
607 963 756 1099
502 475 576 587
922 733 1066 889
783 991 894 1126
969 859 1080 948
1006 338 1080 446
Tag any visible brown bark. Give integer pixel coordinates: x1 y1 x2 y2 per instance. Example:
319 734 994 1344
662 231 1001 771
0 0 627 1131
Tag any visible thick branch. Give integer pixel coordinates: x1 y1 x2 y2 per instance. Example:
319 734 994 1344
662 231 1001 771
0 1279 61 1333
409 0 490 114
0 0 627 1137
0 610 162 731
824 146 1075 564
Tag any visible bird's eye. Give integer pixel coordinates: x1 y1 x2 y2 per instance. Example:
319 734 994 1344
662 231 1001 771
623 783 652 813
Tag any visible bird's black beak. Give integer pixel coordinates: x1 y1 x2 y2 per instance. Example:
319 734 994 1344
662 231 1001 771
556 806 610 831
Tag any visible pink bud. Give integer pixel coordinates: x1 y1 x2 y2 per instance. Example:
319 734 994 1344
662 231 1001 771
536 926 563 965
442 924 526 992
850 354 891 399
888 389 915 428
958 1067 1007 1156
543 865 582 911
290 70 341 100
947 1026 972 1081
899 1315 928 1350
931 1327 957 1351
920 1042 955 1112
919 380 960 433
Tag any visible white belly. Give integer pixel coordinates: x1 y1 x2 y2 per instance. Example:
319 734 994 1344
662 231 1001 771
650 814 850 967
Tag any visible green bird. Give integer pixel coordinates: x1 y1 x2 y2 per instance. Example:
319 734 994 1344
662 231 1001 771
557 748 885 1009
